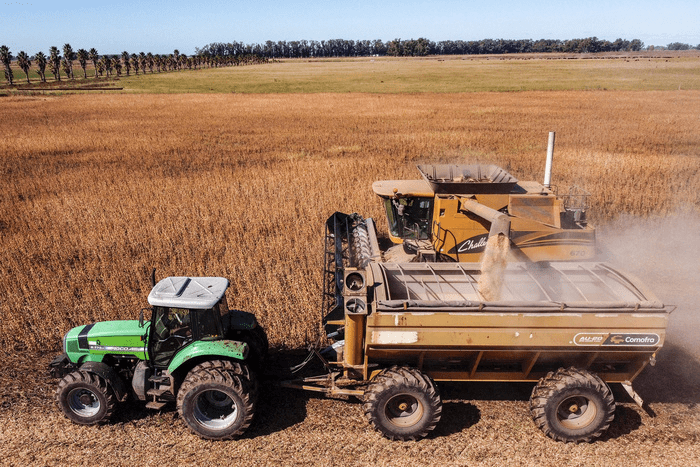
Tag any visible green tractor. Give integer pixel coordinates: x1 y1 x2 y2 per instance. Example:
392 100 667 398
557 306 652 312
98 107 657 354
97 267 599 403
49 274 268 440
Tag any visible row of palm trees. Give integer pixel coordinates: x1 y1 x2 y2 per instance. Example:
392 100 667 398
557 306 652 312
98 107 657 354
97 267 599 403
0 44 268 85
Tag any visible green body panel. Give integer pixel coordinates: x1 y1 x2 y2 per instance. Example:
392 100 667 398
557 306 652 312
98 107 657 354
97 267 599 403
65 320 148 363
167 340 248 373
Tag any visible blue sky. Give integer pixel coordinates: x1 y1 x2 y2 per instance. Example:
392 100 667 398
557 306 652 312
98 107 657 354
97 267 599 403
1 0 698 55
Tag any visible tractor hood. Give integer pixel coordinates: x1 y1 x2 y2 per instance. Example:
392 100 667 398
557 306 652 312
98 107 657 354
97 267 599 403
64 320 147 362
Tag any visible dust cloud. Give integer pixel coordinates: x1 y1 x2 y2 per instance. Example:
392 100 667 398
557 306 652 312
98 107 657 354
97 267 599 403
597 211 700 357
477 233 510 301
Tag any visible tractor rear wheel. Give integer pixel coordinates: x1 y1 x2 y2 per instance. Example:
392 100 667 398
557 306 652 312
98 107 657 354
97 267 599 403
177 368 255 440
230 326 269 369
56 370 116 425
189 359 259 402
530 367 615 443
363 366 442 441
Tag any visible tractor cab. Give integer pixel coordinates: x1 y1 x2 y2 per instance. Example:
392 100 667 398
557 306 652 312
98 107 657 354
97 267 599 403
147 276 232 367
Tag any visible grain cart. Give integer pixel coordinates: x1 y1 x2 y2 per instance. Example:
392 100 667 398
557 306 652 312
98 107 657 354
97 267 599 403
49 274 267 440
373 163 595 263
282 213 672 443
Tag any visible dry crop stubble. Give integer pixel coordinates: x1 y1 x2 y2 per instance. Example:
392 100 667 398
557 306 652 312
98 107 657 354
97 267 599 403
1 90 700 465
1 91 699 352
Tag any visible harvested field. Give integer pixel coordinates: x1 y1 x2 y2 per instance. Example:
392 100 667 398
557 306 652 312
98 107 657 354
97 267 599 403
1 90 699 465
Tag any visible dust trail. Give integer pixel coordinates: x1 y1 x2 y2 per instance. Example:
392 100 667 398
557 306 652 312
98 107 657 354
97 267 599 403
597 211 700 356
477 233 510 301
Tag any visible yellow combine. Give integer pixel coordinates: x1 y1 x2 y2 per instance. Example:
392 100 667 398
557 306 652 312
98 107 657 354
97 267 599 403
373 163 595 262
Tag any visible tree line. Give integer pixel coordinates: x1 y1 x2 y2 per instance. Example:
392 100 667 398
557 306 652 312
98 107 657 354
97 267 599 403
197 37 669 59
0 43 268 85
4 37 699 85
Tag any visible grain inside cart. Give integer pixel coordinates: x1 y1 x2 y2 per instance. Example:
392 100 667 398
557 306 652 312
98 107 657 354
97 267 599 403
283 213 673 443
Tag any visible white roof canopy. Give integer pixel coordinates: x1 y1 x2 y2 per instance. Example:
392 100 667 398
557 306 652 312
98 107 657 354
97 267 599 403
147 277 229 309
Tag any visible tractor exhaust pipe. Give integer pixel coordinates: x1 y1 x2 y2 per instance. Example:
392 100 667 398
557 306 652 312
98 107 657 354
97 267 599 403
543 131 555 188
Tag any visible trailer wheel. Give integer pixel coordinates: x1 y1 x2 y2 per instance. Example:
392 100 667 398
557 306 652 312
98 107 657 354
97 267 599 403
530 367 615 443
177 368 255 440
56 370 116 425
363 366 442 441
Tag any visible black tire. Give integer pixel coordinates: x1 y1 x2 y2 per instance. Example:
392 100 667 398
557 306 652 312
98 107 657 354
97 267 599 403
177 368 255 440
530 367 615 443
363 366 442 441
56 370 116 425
189 359 259 402
233 326 269 369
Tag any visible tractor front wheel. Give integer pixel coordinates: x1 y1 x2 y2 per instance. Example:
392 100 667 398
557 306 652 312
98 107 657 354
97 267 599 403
56 370 116 425
177 368 255 440
363 366 442 441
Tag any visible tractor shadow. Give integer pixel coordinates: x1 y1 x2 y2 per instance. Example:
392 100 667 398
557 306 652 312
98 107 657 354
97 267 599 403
245 349 312 437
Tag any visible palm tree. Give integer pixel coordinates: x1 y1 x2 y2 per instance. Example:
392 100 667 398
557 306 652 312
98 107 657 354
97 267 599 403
138 52 146 74
101 56 113 78
121 51 130 76
173 49 180 70
49 46 61 81
113 55 122 76
34 51 47 82
146 52 154 73
62 44 75 79
130 54 139 75
61 58 71 81
88 48 99 78
76 49 89 78
0 45 13 85
17 51 31 84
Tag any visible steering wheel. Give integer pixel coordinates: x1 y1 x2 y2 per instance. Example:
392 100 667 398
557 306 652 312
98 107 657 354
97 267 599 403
157 334 188 350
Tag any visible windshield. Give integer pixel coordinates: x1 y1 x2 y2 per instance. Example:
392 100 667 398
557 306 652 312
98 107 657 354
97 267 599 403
151 306 193 367
384 197 433 240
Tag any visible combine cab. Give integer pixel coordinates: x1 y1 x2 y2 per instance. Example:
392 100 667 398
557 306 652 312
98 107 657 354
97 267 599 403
373 163 595 262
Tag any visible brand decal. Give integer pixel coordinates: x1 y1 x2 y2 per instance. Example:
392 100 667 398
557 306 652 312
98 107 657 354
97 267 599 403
573 333 606 346
88 341 144 352
451 234 489 254
574 333 660 346
603 333 660 346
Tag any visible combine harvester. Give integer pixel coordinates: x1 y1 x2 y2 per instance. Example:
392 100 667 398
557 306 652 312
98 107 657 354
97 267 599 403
372 134 594 263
